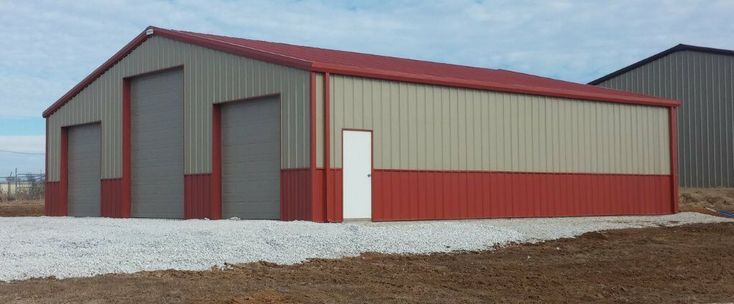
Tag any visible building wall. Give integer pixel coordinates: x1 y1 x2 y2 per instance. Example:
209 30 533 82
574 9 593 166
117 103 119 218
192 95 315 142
326 75 670 174
595 50 734 187
45 33 678 221
46 36 310 182
316 74 674 222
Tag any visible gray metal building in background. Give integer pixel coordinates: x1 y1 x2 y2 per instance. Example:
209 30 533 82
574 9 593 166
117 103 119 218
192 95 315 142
591 44 734 187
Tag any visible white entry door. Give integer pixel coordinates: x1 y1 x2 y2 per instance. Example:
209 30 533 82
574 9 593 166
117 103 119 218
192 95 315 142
343 130 372 219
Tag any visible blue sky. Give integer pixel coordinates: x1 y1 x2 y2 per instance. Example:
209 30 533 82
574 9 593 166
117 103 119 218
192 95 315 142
0 0 733 174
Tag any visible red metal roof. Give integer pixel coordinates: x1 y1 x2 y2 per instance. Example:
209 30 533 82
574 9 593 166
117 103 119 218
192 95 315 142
43 26 679 117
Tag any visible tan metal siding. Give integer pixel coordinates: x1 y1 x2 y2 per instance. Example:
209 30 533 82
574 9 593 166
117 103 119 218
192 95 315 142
329 75 670 175
596 50 734 186
46 36 310 181
315 73 324 168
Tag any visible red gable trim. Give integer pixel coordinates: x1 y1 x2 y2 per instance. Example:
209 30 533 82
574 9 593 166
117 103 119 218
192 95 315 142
43 26 679 118
42 26 313 118
43 30 150 118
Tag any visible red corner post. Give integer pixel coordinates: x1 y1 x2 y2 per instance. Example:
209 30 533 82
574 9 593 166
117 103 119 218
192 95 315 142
308 72 322 222
669 106 679 213
44 119 50 215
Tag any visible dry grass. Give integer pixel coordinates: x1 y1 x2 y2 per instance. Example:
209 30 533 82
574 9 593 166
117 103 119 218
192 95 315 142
680 188 734 216
0 199 43 217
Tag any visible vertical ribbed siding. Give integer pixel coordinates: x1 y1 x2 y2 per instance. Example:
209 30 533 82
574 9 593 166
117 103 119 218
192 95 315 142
329 75 670 175
315 73 324 168
46 36 310 181
597 50 734 186
47 69 119 181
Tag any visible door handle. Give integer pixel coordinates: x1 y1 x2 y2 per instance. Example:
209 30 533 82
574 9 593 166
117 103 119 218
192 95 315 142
367 174 371 177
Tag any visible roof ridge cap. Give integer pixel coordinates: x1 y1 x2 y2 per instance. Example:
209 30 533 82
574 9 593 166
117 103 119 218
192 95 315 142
161 27 315 66
176 28 503 73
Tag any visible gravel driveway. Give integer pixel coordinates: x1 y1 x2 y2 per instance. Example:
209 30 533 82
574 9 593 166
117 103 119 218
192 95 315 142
1 212 729 281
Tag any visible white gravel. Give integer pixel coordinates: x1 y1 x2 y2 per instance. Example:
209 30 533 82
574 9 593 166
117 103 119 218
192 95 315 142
0 212 730 281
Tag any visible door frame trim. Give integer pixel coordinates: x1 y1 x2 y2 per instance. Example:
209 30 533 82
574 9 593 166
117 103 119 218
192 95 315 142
340 128 374 221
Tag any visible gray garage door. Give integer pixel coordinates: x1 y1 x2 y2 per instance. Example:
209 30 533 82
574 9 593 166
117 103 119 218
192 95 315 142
67 123 101 217
131 69 184 218
221 97 280 219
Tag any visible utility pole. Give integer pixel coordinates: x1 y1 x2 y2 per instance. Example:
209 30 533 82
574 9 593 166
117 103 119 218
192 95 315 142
14 168 18 198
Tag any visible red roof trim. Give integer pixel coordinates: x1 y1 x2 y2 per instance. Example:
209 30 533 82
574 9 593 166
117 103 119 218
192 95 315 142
311 62 678 107
43 26 679 117
43 30 150 117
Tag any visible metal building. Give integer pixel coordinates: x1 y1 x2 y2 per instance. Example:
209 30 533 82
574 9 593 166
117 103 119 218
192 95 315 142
591 44 734 187
44 26 680 221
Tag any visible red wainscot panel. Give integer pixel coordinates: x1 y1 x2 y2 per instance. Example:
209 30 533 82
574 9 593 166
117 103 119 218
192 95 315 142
323 168 343 222
184 174 214 219
330 169 673 222
101 178 125 217
44 181 65 216
281 168 312 221
183 169 316 221
311 169 324 223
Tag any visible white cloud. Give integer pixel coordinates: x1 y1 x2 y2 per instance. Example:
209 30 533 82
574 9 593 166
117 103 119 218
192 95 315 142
0 0 732 121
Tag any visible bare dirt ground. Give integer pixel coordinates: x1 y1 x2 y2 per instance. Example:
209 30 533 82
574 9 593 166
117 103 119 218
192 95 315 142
680 187 734 216
1 222 732 304
0 199 43 217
